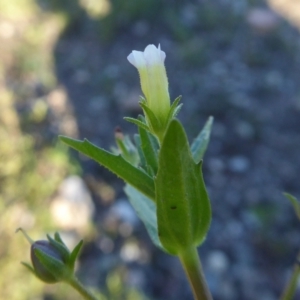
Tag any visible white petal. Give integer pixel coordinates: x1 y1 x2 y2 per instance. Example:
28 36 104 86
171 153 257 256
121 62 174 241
127 50 146 68
144 44 163 65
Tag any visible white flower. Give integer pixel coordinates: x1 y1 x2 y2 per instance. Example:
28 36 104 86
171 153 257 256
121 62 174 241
127 44 170 128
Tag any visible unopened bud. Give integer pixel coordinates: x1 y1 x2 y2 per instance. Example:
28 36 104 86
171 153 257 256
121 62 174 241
17 228 83 284
31 240 67 283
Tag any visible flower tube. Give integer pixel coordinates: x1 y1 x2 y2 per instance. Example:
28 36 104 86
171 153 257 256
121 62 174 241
127 44 170 136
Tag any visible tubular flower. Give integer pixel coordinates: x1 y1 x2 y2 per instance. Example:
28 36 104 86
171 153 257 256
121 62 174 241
127 44 170 133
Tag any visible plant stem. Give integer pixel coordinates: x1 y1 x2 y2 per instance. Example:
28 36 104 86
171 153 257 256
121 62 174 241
280 250 300 300
67 276 99 300
179 246 213 300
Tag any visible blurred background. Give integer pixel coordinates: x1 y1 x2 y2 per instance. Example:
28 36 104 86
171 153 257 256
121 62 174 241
1 0 300 299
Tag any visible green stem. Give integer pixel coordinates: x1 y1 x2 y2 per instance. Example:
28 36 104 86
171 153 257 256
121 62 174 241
179 246 213 300
280 251 300 300
67 276 99 300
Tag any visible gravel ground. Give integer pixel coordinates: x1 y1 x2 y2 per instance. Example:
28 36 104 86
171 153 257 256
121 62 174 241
42 1 300 299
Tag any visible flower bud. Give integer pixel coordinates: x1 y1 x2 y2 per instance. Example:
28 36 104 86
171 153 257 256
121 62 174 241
30 240 67 283
17 228 83 284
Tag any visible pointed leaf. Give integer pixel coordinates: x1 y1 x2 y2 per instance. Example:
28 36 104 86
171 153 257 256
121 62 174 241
284 193 300 220
155 119 211 255
124 117 150 132
134 134 147 172
124 185 166 252
69 240 83 270
138 124 159 176
191 116 214 163
59 136 155 201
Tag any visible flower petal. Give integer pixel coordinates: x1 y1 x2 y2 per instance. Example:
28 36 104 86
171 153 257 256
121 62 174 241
127 50 146 68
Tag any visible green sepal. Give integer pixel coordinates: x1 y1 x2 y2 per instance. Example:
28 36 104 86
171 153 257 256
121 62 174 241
139 102 162 136
139 95 146 103
191 116 214 164
155 119 211 255
33 248 70 282
54 232 66 245
167 95 182 120
59 136 155 201
21 262 36 275
139 102 158 124
284 193 300 220
138 122 159 176
171 103 183 119
47 234 70 262
68 240 83 270
124 117 150 132
124 185 166 252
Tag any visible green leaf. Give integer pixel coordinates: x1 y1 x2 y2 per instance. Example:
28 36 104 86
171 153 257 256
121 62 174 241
284 193 300 220
134 134 147 172
155 119 211 255
59 136 155 201
124 117 150 132
124 185 166 252
138 124 159 176
191 116 214 163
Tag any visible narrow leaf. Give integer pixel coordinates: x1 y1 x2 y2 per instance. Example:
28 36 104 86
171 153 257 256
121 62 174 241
138 125 159 176
124 117 150 131
284 193 300 220
191 116 214 163
134 134 147 172
124 185 166 252
155 119 211 255
59 136 155 201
